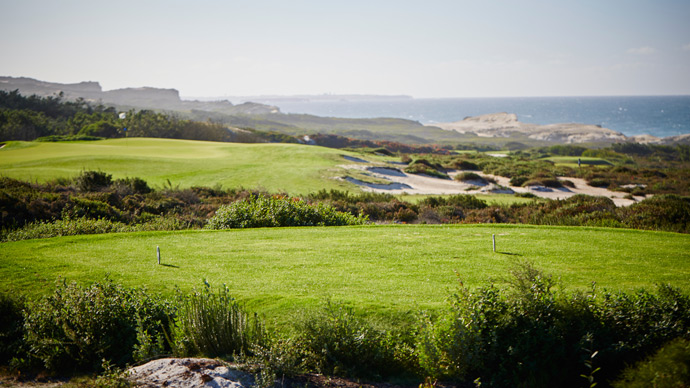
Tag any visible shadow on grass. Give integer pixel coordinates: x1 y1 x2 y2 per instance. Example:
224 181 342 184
497 251 522 256
159 263 179 268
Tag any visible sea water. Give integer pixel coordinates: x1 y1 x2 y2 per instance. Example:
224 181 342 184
273 96 690 138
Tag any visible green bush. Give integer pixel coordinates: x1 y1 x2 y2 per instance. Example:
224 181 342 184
509 176 529 186
172 283 265 358
420 194 487 210
416 264 690 387
205 194 367 229
618 194 690 233
588 178 611 188
75 170 113 192
78 121 119 138
1 215 190 242
453 160 480 170
292 301 412 379
0 292 26 366
613 338 690 388
24 279 173 372
113 177 151 195
64 196 123 221
455 172 485 183
404 159 449 179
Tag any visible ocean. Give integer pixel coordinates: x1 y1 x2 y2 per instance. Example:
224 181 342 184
272 96 690 138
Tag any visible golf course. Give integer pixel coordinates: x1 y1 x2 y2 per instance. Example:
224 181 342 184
2 136 689 387
2 138 689 323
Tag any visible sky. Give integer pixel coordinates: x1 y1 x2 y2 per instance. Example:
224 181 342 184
1 0 689 98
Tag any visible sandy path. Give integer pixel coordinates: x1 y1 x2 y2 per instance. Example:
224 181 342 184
342 163 643 206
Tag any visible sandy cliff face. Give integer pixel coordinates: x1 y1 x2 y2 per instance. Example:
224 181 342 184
432 112 628 144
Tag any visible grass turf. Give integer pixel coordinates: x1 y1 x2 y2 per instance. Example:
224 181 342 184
1 224 687 327
545 156 614 167
0 138 370 195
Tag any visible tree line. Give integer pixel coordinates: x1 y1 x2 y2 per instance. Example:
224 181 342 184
0 90 283 143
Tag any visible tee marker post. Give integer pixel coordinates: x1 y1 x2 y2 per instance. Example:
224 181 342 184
492 234 496 253
157 246 161 265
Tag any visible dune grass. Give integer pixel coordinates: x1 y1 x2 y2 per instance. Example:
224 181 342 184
1 224 687 327
0 138 363 195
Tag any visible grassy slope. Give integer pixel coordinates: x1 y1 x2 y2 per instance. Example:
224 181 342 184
2 224 687 326
0 138 361 195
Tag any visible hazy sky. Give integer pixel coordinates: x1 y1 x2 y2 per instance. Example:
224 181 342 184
1 0 689 98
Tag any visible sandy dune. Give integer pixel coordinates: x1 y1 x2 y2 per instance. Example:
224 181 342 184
430 112 628 144
341 161 643 206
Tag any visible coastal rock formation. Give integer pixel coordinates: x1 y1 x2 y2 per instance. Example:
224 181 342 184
128 358 254 388
0 76 279 115
432 112 628 144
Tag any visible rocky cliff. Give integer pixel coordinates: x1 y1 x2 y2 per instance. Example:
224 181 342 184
0 76 279 115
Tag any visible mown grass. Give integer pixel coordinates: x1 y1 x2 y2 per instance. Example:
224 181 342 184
1 224 687 327
545 156 614 167
0 138 365 195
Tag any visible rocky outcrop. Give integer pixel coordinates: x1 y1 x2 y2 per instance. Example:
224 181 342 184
0 76 102 99
128 358 254 388
0 76 280 115
432 113 628 144
103 87 181 106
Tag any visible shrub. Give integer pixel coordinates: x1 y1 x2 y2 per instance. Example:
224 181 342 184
588 178 611 188
292 301 411 379
1 215 190 242
78 121 119 137
171 283 265 359
0 217 128 242
113 177 151 195
205 195 367 229
64 196 123 221
416 264 690 387
613 338 690 388
547 145 587 156
24 279 173 372
420 194 487 210
454 160 480 170
75 170 113 192
618 194 690 233
509 176 529 186
455 172 485 183
0 292 26 366
405 159 449 179
524 177 563 188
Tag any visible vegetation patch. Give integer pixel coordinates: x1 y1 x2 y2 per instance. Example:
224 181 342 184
404 158 449 179
205 194 366 229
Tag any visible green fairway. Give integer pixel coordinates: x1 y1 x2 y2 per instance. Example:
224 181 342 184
0 138 366 194
545 156 614 167
2 224 687 326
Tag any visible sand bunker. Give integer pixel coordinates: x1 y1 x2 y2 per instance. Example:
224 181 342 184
342 163 642 206
341 155 369 163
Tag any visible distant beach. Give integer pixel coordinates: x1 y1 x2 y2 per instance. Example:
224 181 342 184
272 96 690 138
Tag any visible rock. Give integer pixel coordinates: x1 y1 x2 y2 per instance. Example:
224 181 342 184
127 358 255 388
